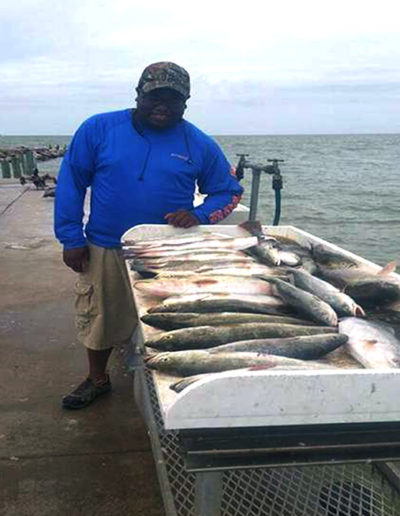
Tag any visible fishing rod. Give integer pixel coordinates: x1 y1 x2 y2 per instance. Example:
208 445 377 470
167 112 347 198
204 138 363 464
235 154 284 225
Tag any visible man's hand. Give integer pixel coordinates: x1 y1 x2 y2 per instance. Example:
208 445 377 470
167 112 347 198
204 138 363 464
165 209 199 228
63 246 90 273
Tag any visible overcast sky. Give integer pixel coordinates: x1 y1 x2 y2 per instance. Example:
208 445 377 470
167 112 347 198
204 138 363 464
1 0 399 135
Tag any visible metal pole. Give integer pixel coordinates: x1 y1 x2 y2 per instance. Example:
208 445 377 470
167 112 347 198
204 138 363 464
194 471 223 516
25 150 36 175
10 156 22 178
249 169 262 221
21 151 29 176
1 160 11 178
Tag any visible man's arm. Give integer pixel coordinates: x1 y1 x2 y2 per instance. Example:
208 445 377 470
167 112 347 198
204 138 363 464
54 118 97 270
191 140 244 224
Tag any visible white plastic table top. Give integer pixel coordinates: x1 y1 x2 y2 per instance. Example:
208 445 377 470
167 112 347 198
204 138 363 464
123 224 400 430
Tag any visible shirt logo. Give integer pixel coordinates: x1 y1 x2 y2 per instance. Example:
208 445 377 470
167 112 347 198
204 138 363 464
170 153 190 162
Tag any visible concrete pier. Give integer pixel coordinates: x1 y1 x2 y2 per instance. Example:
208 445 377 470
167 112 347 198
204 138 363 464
0 182 163 515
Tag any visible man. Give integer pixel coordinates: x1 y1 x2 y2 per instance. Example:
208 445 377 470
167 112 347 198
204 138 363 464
55 62 243 409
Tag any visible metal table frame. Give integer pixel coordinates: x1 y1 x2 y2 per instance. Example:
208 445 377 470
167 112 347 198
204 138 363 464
123 224 400 514
133 357 400 516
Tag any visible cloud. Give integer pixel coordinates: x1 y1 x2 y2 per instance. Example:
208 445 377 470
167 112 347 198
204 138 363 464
1 0 399 133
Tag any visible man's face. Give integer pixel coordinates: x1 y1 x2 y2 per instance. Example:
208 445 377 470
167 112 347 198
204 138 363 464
135 88 187 130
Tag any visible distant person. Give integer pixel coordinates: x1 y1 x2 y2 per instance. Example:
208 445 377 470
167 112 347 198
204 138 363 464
54 61 243 409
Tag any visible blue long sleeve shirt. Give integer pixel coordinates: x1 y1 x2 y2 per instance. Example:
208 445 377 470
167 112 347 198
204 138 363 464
54 109 243 249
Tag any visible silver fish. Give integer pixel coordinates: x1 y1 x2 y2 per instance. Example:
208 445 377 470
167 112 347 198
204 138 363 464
290 269 365 317
312 244 361 268
278 251 302 267
134 275 275 298
268 277 338 326
208 333 347 359
136 236 258 254
140 253 256 268
125 232 231 248
148 293 288 315
339 317 400 368
141 312 316 331
145 323 338 351
146 350 332 376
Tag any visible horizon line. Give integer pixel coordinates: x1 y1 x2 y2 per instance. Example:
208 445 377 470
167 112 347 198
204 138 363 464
1 131 399 137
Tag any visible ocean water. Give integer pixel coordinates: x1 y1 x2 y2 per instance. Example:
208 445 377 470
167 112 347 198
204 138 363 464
1 133 399 266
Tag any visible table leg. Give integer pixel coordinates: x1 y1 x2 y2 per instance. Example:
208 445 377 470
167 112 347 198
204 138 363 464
194 471 223 516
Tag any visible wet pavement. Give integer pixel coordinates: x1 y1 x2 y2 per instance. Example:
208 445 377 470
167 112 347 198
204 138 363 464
0 183 163 515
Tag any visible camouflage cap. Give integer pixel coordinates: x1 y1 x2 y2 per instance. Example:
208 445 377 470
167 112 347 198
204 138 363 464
137 62 190 99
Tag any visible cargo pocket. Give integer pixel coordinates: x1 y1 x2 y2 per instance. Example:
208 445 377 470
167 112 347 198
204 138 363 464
74 281 98 336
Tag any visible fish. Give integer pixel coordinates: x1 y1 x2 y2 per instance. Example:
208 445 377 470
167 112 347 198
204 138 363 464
278 251 302 267
339 317 400 368
194 264 286 277
317 264 389 290
298 257 318 275
129 247 248 259
132 236 259 254
344 279 400 307
239 220 304 266
247 242 281 267
279 243 317 273
267 277 338 326
131 263 287 279
141 311 316 331
146 350 334 376
318 262 400 307
145 322 338 351
132 269 196 278
123 233 224 248
311 244 361 269
148 293 289 315
169 363 337 393
136 254 256 269
134 251 255 263
239 220 281 266
289 269 365 317
134 275 275 298
129 258 256 275
170 374 213 392
208 333 347 359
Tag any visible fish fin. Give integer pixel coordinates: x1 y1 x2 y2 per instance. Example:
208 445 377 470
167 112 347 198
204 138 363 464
256 274 277 283
248 365 271 371
377 261 397 276
286 272 296 285
355 305 366 317
136 269 158 279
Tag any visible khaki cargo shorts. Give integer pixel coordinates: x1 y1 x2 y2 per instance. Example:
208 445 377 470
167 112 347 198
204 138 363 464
74 243 138 350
